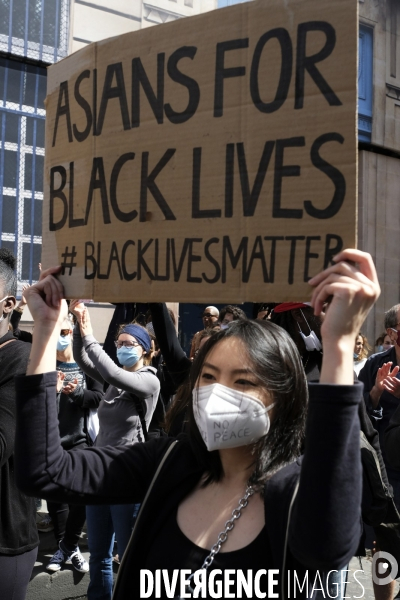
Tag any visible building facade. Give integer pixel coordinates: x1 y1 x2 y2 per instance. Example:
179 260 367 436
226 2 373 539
358 0 400 345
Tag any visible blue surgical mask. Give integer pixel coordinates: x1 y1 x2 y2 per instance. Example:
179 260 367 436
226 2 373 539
377 345 384 353
57 335 71 351
353 353 359 360
117 346 141 367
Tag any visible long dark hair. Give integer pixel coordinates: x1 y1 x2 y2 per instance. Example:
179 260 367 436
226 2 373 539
187 319 308 491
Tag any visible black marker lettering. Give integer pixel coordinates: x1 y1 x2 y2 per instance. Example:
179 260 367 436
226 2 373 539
49 166 68 231
295 21 342 109
304 133 346 219
73 70 92 142
52 81 73 147
250 28 293 114
214 38 249 117
165 46 200 124
132 53 165 128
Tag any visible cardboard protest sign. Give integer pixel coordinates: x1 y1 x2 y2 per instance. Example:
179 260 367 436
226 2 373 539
42 0 358 302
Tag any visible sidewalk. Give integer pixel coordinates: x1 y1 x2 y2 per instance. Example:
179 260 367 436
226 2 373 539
27 508 90 600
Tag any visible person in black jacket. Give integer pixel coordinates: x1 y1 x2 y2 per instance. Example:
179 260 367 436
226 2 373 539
14 249 380 600
0 248 39 600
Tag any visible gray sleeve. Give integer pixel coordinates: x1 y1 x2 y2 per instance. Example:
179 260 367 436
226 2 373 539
83 335 160 399
72 326 105 386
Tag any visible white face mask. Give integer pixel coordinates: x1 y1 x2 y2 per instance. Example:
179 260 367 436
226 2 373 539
0 295 9 323
193 383 275 452
297 310 322 352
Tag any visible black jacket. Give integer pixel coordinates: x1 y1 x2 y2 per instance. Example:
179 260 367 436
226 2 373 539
0 333 39 554
14 372 362 598
149 303 191 388
383 404 400 470
358 347 400 480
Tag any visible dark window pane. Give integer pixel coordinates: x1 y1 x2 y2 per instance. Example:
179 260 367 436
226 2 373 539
28 0 41 44
0 60 6 101
4 112 19 143
23 198 42 237
6 63 23 104
3 149 18 188
24 68 37 107
0 1 10 36
32 245 41 280
11 0 26 41
2 240 16 254
37 72 46 108
22 241 41 280
24 153 43 192
26 117 45 147
2 195 16 233
42 0 58 47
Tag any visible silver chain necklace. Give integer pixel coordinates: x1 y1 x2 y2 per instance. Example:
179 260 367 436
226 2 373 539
175 484 255 599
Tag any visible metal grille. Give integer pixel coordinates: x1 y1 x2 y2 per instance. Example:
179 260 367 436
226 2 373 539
0 57 46 291
0 0 69 63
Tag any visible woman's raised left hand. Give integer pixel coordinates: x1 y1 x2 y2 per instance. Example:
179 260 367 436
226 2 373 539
309 249 380 345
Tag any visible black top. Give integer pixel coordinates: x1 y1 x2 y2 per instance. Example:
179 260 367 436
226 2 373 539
14 372 362 598
384 403 400 470
145 509 270 599
149 303 191 387
358 347 400 481
0 332 39 555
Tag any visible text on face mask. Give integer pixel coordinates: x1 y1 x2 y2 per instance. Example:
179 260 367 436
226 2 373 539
213 421 251 442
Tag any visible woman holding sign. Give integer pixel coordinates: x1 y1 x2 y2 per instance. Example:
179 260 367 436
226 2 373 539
13 250 378 599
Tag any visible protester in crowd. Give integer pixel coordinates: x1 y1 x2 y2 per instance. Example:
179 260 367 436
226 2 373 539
375 332 392 353
14 249 379 599
46 314 103 574
9 282 49 531
147 308 178 410
271 302 323 379
357 305 400 600
218 305 247 329
0 248 39 600
189 305 219 358
358 304 400 503
270 301 391 599
149 303 192 390
255 303 277 320
10 284 33 343
354 333 371 376
70 301 160 600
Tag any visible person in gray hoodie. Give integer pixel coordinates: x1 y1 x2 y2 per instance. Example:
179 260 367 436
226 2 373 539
70 300 159 600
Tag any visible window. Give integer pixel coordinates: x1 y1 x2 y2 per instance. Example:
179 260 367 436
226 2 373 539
0 0 69 63
0 58 46 285
358 25 373 142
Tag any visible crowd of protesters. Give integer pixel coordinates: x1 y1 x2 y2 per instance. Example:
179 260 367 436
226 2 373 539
3 246 400 599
